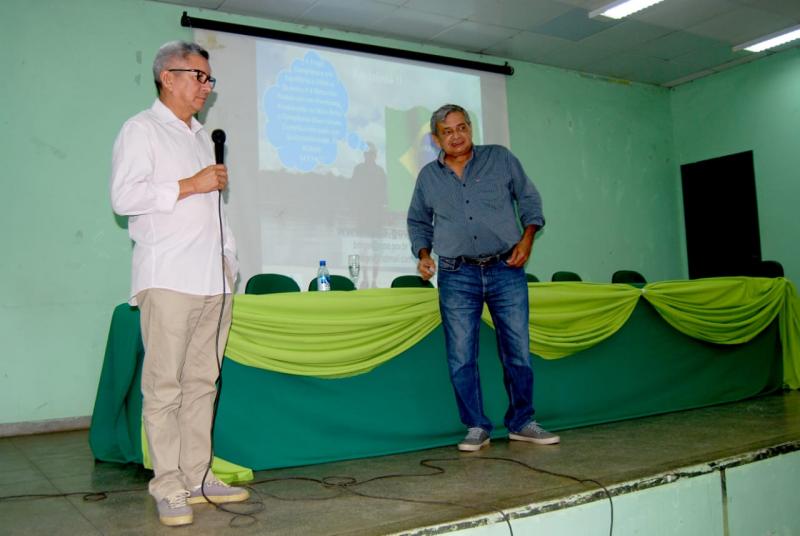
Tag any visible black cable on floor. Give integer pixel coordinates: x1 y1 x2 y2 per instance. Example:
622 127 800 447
192 189 266 527
0 454 614 535
243 455 614 536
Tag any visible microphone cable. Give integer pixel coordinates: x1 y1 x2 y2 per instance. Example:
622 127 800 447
243 454 615 536
0 452 614 533
196 153 263 525
198 187 226 503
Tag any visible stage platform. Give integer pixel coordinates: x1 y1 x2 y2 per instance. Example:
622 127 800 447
3 390 799 535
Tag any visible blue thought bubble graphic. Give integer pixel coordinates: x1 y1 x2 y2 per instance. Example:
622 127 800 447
263 51 351 172
347 131 367 152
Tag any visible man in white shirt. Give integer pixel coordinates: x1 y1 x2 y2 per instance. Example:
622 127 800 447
110 41 247 526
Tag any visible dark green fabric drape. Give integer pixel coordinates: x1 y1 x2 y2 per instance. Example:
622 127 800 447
227 277 800 388
91 276 795 474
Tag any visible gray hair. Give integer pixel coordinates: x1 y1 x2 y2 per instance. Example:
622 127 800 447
152 41 209 92
430 104 471 136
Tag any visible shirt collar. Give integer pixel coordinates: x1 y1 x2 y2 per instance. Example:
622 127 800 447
436 144 480 167
150 98 204 134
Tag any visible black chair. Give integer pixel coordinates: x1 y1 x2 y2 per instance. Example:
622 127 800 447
391 275 434 288
245 273 301 294
750 260 784 278
551 271 582 282
308 275 356 291
612 270 647 285
525 273 539 283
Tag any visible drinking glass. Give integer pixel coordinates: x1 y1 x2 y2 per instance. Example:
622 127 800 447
348 254 361 288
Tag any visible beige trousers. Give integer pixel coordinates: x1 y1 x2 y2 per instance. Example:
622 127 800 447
137 288 232 501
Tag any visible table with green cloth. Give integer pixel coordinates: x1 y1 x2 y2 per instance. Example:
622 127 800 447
90 277 800 475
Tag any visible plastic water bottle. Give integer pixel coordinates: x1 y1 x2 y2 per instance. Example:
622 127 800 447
317 260 331 291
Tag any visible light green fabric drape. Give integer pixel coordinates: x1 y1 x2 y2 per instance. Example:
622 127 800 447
226 288 440 377
643 277 800 389
224 278 800 388
482 282 641 359
643 277 785 343
779 284 800 389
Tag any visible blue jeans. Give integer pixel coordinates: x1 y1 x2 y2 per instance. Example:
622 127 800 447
437 256 534 433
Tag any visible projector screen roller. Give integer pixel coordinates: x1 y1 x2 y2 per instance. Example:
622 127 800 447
195 29 510 290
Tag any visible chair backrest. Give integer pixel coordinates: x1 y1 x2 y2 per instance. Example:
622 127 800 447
551 271 582 282
391 275 434 288
750 260 784 278
612 270 647 285
245 273 301 295
308 274 356 291
525 273 539 283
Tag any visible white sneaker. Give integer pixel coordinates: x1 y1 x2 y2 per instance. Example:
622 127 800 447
157 490 192 526
188 478 249 504
509 421 560 445
458 427 490 452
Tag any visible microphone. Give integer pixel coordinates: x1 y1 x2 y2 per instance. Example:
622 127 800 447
211 129 226 165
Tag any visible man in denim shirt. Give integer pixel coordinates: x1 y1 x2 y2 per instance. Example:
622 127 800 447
407 104 559 451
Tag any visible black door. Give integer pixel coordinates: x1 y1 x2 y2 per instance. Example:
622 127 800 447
680 151 761 279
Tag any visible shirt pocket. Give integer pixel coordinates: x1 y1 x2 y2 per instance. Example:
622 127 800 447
475 181 507 210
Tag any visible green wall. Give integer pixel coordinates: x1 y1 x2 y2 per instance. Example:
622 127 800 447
1 0 190 426
671 48 800 285
507 66 679 283
0 0 707 425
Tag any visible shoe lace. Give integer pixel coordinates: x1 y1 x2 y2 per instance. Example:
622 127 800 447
524 421 546 434
465 427 485 440
166 490 190 508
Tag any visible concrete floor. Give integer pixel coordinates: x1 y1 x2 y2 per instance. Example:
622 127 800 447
2 390 799 535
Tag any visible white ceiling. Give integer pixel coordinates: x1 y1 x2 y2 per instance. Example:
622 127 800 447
151 0 800 87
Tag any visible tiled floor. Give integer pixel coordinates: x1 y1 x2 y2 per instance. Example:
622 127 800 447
2 390 799 535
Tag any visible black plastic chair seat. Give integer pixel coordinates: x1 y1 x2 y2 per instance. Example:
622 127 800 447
551 271 582 282
308 274 356 291
391 275 434 288
612 270 647 285
245 273 301 294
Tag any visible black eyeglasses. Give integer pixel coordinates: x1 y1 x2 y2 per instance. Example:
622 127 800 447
167 69 216 88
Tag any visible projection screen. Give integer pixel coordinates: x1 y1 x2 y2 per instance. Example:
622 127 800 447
195 29 510 290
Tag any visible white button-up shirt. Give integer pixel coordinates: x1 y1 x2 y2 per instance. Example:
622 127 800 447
111 99 237 305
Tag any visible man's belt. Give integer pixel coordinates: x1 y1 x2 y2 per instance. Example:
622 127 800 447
458 249 513 267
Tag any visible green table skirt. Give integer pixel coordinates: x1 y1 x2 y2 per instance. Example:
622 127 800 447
90 298 782 470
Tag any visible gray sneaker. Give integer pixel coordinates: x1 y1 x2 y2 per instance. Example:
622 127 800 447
458 427 490 452
188 478 250 504
157 490 192 526
509 421 560 445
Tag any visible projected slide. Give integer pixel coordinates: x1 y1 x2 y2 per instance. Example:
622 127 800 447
197 30 508 290
260 50 360 173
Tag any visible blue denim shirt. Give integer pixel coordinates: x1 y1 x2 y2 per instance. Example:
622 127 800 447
407 144 545 259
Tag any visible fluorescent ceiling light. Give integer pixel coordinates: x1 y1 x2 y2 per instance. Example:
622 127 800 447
733 25 800 53
589 0 666 20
